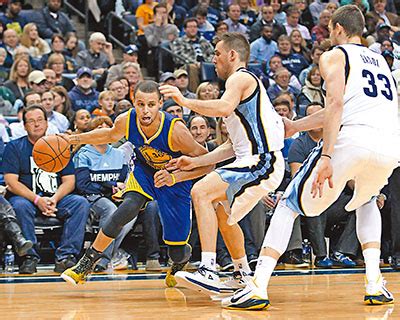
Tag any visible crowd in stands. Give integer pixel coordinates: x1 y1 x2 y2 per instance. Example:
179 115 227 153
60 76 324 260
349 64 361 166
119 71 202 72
1 0 400 274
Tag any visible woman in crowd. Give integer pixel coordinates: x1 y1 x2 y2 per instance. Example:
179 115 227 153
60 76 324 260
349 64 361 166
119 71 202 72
41 34 76 72
296 65 324 117
290 29 311 63
71 109 91 134
195 82 217 138
4 56 31 101
51 85 74 121
20 23 51 62
64 32 79 58
47 53 75 91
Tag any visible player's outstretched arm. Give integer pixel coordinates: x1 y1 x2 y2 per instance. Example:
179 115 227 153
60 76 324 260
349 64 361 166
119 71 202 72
284 109 325 137
159 72 253 117
63 113 127 145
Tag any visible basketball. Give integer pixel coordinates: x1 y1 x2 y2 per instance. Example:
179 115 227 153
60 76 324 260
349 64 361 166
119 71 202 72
32 135 71 173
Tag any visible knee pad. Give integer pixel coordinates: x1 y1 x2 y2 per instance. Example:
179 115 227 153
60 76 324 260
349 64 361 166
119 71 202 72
102 192 148 238
356 199 381 245
168 244 192 264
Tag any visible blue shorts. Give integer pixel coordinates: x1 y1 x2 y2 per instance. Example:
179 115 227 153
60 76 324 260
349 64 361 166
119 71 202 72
124 165 192 245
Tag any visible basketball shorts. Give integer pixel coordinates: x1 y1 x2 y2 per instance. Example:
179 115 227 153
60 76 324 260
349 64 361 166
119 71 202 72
284 130 398 217
123 165 192 245
216 151 285 225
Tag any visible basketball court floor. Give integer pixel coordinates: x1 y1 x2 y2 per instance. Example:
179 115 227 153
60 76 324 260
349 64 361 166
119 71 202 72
0 267 398 319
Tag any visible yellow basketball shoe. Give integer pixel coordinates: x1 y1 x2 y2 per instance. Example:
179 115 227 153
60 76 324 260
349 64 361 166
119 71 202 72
61 248 101 285
364 276 394 305
165 261 188 288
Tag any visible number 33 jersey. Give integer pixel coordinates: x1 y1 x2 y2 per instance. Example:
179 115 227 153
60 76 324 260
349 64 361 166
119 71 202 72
335 44 398 132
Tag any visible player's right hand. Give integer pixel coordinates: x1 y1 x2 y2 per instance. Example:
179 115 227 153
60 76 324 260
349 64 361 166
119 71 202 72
282 118 297 138
159 85 186 106
166 156 196 171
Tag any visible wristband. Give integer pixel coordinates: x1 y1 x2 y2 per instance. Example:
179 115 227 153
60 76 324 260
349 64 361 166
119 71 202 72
34 195 40 205
170 173 176 186
321 154 332 160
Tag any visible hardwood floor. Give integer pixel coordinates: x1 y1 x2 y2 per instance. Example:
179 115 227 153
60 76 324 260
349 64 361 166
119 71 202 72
0 272 399 319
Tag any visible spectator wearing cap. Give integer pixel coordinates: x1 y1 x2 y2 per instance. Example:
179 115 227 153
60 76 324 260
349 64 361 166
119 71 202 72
159 71 176 85
162 98 183 119
223 4 248 36
0 0 26 35
366 0 400 35
311 10 331 44
369 24 392 53
76 32 115 77
68 67 99 112
174 69 196 100
105 44 138 87
28 70 48 95
33 0 76 39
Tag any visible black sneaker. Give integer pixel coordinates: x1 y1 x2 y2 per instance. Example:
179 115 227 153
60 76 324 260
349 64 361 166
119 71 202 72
219 256 234 272
282 251 309 269
19 255 39 274
390 257 400 270
61 247 102 285
54 255 77 273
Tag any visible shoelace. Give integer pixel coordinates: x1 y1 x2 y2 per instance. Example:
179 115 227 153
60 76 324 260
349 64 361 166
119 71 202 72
197 265 219 277
171 261 187 275
74 254 97 275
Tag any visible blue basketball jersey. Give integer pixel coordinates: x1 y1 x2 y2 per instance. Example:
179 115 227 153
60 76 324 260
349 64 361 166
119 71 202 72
125 109 183 173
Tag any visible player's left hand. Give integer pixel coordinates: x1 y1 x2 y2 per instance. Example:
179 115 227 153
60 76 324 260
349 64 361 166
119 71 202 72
154 170 176 188
311 157 333 198
159 85 186 106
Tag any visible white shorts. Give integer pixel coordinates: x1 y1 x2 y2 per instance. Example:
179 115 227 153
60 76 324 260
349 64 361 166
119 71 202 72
284 129 398 217
216 151 285 225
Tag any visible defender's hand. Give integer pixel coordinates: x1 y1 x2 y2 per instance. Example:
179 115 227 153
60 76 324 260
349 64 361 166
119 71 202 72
154 170 176 188
311 157 333 198
159 85 186 106
166 156 197 171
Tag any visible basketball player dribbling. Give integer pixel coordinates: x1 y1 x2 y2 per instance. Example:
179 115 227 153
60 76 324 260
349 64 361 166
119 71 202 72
160 32 285 302
223 5 399 310
60 81 213 287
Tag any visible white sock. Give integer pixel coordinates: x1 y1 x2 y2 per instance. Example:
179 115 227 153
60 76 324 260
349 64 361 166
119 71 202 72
232 256 251 274
363 248 381 283
253 256 277 291
201 252 217 271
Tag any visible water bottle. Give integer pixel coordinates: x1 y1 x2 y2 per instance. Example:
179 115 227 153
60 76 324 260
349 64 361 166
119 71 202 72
302 239 311 264
4 245 15 274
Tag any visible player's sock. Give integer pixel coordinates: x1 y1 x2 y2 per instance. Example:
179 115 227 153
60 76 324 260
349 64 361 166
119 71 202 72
232 256 251 274
253 256 277 290
363 248 381 283
200 252 217 271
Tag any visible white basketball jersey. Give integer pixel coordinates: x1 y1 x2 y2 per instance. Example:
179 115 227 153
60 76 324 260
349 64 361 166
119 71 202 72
337 44 398 132
223 68 284 160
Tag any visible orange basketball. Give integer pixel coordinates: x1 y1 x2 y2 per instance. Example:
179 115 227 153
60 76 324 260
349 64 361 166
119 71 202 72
32 135 71 173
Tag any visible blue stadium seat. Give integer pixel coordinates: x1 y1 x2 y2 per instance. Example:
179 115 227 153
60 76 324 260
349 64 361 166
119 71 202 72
200 62 218 82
